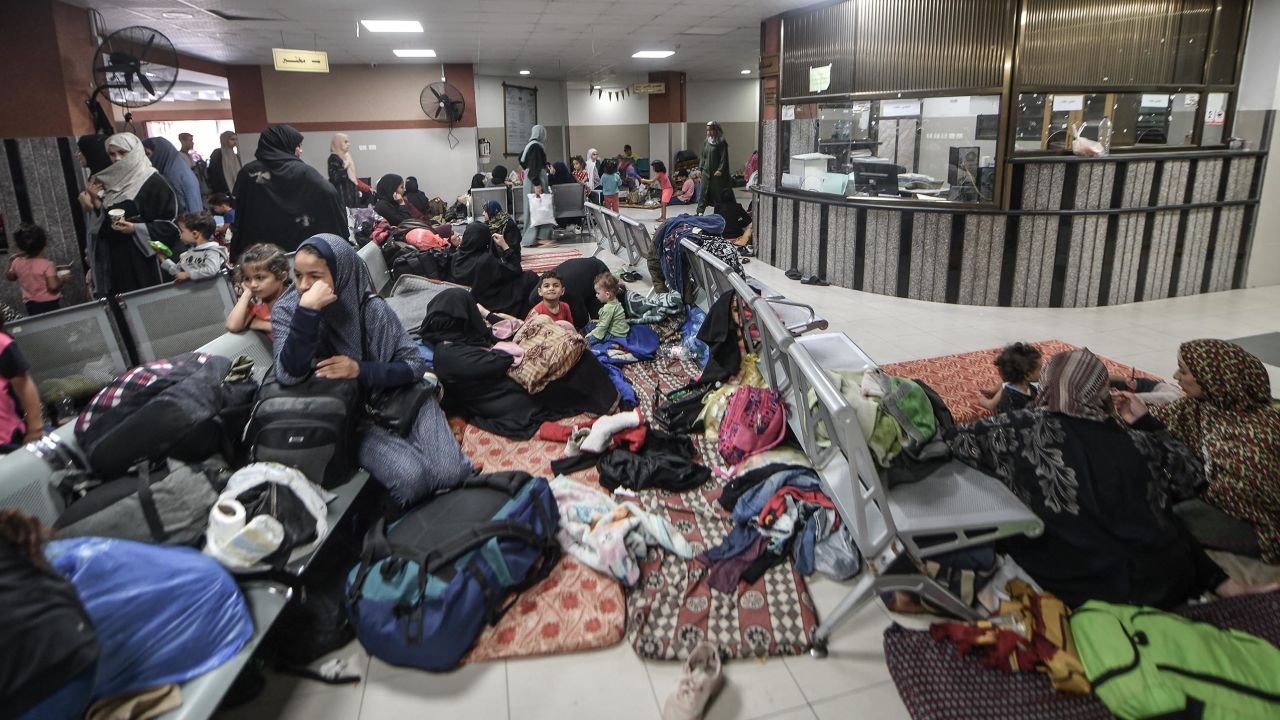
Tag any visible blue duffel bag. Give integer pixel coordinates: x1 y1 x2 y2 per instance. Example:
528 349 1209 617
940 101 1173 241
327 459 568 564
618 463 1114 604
344 471 561 671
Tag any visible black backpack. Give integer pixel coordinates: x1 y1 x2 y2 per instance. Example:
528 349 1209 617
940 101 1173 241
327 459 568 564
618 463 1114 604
243 374 361 488
75 353 257 480
652 379 720 434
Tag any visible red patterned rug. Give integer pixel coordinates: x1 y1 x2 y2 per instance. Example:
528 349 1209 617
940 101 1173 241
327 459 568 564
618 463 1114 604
622 357 819 661
881 340 1163 425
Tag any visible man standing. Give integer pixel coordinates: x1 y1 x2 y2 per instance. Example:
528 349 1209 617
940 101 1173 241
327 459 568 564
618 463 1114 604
178 133 211 199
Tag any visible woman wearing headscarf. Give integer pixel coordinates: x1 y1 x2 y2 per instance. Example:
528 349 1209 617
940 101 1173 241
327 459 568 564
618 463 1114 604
519 124 555 247
76 135 113 297
272 233 472 506
488 165 510 187
713 187 753 246
945 348 1271 608
205 131 241 196
93 132 179 295
448 221 538 318
1117 339 1280 563
585 149 601 188
420 288 620 439
697 121 731 215
231 125 348 259
142 137 202 215
551 160 574 187
403 176 431 217
327 133 366 209
373 174 411 226
483 200 521 250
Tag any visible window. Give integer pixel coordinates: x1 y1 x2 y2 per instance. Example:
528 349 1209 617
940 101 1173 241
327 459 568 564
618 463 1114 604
1014 92 1202 152
779 95 1000 204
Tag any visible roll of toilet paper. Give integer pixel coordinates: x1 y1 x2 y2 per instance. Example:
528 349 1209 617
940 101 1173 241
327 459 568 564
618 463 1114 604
207 499 246 548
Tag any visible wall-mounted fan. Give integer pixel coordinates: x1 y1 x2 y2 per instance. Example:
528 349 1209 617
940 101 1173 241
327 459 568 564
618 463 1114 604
87 25 179 134
420 82 466 125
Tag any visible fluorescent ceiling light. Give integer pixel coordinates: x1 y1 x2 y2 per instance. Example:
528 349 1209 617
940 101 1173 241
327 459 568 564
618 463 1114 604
360 19 423 32
161 11 192 19
681 27 734 36
740 69 751 74
519 69 531 75
592 85 601 90
393 48 436 57
632 50 675 59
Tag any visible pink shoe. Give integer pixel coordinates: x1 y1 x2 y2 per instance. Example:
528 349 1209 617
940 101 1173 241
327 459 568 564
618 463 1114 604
662 641 724 720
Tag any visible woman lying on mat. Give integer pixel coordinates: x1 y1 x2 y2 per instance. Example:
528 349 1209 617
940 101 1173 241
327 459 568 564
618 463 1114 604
1116 339 1280 564
448 221 539 318
943 349 1277 609
418 288 619 439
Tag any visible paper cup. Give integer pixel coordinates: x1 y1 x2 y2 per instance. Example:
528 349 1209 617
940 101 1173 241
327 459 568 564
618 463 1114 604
108 209 125 222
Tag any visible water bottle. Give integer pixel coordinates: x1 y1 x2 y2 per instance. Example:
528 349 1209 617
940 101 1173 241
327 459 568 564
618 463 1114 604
1098 116 1113 156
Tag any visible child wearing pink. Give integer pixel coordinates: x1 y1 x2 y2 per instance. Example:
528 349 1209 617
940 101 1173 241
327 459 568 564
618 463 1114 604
5 223 63 316
640 160 674 221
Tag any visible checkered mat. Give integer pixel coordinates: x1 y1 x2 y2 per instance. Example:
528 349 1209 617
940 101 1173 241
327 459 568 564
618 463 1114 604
880 340 1162 425
883 592 1280 720
622 357 818 661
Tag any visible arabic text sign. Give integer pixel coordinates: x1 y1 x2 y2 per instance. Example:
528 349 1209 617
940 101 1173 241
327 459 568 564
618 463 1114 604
272 48 330 73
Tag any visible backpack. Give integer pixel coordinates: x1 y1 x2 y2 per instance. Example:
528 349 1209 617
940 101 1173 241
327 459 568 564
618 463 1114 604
345 472 561 672
653 379 721 435
54 456 232 546
1071 600 1280 719
243 374 361 488
717 386 786 470
75 353 257 480
391 248 449 282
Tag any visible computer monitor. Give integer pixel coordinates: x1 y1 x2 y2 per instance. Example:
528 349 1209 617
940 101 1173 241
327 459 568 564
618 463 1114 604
850 161 902 197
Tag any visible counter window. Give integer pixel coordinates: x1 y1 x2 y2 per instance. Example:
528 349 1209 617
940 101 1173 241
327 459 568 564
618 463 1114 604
1014 92 1203 152
778 95 1001 204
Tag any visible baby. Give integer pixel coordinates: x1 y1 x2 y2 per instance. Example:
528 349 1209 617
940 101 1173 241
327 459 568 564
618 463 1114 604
586 271 630 343
978 342 1042 414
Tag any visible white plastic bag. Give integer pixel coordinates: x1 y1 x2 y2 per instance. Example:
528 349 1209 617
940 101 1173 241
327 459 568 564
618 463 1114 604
527 192 555 227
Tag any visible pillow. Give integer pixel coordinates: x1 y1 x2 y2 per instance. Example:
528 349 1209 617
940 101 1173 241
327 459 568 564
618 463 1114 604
508 314 586 394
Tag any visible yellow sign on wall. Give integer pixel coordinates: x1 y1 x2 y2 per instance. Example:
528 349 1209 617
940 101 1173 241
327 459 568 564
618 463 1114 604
272 48 330 73
630 82 667 95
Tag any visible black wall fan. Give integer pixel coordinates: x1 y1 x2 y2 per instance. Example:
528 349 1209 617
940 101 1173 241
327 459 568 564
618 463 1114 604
420 82 466 125
87 25 179 134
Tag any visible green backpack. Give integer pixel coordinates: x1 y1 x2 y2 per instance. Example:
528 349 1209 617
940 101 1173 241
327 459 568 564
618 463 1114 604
1071 600 1280 719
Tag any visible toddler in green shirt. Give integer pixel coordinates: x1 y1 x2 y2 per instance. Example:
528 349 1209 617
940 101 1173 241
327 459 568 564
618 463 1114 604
586 271 630 342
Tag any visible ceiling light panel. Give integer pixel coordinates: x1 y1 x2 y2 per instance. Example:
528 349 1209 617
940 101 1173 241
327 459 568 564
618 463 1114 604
393 49 437 57
632 50 675 58
360 20 423 32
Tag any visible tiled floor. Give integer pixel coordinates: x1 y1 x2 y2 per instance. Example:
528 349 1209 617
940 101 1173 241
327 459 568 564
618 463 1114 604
218 205 1280 720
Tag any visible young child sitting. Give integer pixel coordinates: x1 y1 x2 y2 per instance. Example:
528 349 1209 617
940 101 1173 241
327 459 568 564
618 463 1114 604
0 314 44 450
163 212 229 283
528 271 574 326
226 243 289 338
586 271 630 343
978 342 1042 414
5 223 67 316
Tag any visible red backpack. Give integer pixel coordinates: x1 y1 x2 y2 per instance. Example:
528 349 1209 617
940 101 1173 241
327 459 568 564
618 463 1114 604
717 386 787 472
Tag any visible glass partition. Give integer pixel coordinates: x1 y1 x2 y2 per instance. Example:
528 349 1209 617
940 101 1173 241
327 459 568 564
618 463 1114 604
778 95 1001 204
1014 92 1202 152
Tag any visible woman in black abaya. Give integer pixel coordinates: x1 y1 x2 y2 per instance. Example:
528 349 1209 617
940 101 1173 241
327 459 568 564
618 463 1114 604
448 221 538 317
231 125 348 258
94 132 180 295
373 174 412 226
420 288 619 439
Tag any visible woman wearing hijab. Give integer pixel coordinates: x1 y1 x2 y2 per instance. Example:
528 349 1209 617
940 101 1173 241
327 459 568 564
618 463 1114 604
944 348 1273 608
231 125 348 258
206 131 241 196
273 233 472 505
697 121 731 215
327 133 365 209
448 221 538 318
76 135 113 297
551 160 575 187
1117 339 1280 563
403 176 431 217
373 174 411 226
713 187 753 246
488 165 510 187
483 200 521 250
519 125 555 247
421 288 619 439
141 137 202 216
92 132 179 295
585 149 601 188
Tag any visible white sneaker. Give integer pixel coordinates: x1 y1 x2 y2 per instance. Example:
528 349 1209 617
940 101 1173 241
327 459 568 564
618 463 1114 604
662 641 724 720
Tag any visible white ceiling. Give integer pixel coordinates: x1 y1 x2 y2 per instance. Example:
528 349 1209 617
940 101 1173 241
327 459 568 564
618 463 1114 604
66 0 811 81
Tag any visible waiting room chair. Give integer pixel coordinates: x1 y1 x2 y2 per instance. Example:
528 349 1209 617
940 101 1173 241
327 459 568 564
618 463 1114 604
597 207 626 256
358 241 392 295
584 201 610 257
6 299 131 390
196 331 275 384
551 183 588 235
469 186 510 220
115 275 238 364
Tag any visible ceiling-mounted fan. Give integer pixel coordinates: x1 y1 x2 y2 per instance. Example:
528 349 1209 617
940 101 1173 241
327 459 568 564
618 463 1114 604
87 25 179 134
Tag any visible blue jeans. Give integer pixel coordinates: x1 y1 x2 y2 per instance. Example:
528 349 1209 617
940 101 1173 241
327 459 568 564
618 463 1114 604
19 664 96 720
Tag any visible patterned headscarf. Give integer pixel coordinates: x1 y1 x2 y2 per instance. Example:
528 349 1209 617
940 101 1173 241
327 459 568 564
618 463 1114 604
1036 348 1116 423
483 200 511 233
1151 339 1280 561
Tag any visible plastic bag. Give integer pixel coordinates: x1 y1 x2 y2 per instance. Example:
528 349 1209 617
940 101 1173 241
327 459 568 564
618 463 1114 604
680 305 709 368
527 192 555 227
47 537 252 700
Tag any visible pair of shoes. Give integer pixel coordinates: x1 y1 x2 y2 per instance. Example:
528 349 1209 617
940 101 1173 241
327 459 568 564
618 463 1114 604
737 244 756 257
784 268 802 280
800 274 829 286
620 270 642 282
662 641 724 720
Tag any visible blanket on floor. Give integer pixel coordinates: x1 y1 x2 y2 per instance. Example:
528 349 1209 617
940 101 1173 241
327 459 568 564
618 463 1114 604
883 591 1280 720
622 357 818 661
880 340 1161 424
522 249 584 274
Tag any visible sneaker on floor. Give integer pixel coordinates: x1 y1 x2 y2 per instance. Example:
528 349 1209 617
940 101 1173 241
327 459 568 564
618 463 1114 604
737 244 756 257
662 641 724 720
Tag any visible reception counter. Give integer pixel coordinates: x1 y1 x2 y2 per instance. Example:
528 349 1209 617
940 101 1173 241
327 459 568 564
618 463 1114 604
752 122 1268 308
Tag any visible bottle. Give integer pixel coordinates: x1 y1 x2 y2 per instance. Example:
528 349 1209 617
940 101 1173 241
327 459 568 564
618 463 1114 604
1098 116 1113 157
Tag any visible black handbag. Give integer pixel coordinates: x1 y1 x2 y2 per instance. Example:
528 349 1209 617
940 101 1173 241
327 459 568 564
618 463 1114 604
652 379 720 434
364 375 438 437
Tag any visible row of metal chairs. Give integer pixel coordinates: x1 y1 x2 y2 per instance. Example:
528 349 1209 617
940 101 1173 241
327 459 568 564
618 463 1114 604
583 201 655 277
678 239 1044 655
470 183 590 235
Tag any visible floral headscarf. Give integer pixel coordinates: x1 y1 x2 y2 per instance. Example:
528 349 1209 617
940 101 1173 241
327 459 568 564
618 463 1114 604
483 200 511 233
1151 339 1280 561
